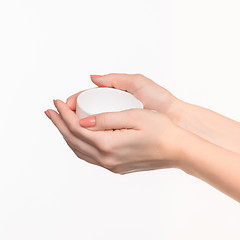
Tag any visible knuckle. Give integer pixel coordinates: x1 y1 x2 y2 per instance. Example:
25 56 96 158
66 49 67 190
132 73 146 90
110 168 121 174
112 77 118 87
68 122 79 134
97 136 115 153
98 141 112 153
133 73 144 79
96 114 109 131
127 108 143 121
99 156 116 169
100 114 109 128
68 122 75 132
63 130 72 140
108 166 126 175
106 73 115 77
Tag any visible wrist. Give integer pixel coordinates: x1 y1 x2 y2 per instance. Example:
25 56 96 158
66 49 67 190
169 126 197 174
166 98 189 127
160 122 192 172
174 127 212 177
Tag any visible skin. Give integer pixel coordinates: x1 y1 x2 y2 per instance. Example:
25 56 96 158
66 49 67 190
46 73 240 203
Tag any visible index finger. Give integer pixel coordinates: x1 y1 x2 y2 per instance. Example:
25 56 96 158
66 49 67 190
66 90 86 111
55 99 99 146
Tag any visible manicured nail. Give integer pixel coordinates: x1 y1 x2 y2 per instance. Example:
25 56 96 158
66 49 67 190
53 99 57 108
44 110 51 119
90 75 102 78
79 116 96 127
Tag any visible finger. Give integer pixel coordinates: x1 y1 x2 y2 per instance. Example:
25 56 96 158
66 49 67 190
48 109 72 138
90 73 151 93
47 109 99 158
64 139 101 167
79 108 144 131
73 149 101 166
66 89 86 111
53 99 97 145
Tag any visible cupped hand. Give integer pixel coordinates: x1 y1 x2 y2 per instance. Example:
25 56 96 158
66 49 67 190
48 99 184 174
66 73 178 115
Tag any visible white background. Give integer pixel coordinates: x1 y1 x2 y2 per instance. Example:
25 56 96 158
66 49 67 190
0 0 240 239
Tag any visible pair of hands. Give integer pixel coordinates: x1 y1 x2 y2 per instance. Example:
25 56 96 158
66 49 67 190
46 73 185 174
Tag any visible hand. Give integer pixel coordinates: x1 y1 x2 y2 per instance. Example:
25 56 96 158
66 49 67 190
66 73 178 115
47 99 184 174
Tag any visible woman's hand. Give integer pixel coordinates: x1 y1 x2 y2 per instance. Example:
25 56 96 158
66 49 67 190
47 99 184 174
44 72 240 202
67 73 240 156
66 73 178 115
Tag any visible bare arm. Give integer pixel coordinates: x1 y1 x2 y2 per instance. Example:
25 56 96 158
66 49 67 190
177 128 240 203
164 97 240 202
169 99 240 154
84 73 240 155
61 73 240 202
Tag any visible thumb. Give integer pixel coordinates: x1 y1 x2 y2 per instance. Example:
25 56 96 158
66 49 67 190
79 109 143 131
90 73 150 93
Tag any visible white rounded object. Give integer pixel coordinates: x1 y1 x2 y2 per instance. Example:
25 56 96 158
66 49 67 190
76 87 144 119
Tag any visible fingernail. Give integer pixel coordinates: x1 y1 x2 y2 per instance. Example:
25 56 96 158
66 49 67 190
79 116 96 127
44 110 51 119
53 99 57 108
90 75 102 78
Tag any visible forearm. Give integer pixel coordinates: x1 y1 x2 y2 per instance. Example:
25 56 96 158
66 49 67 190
176 128 240 203
169 99 240 154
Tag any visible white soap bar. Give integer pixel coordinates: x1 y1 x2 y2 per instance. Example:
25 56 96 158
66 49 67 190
76 87 144 119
